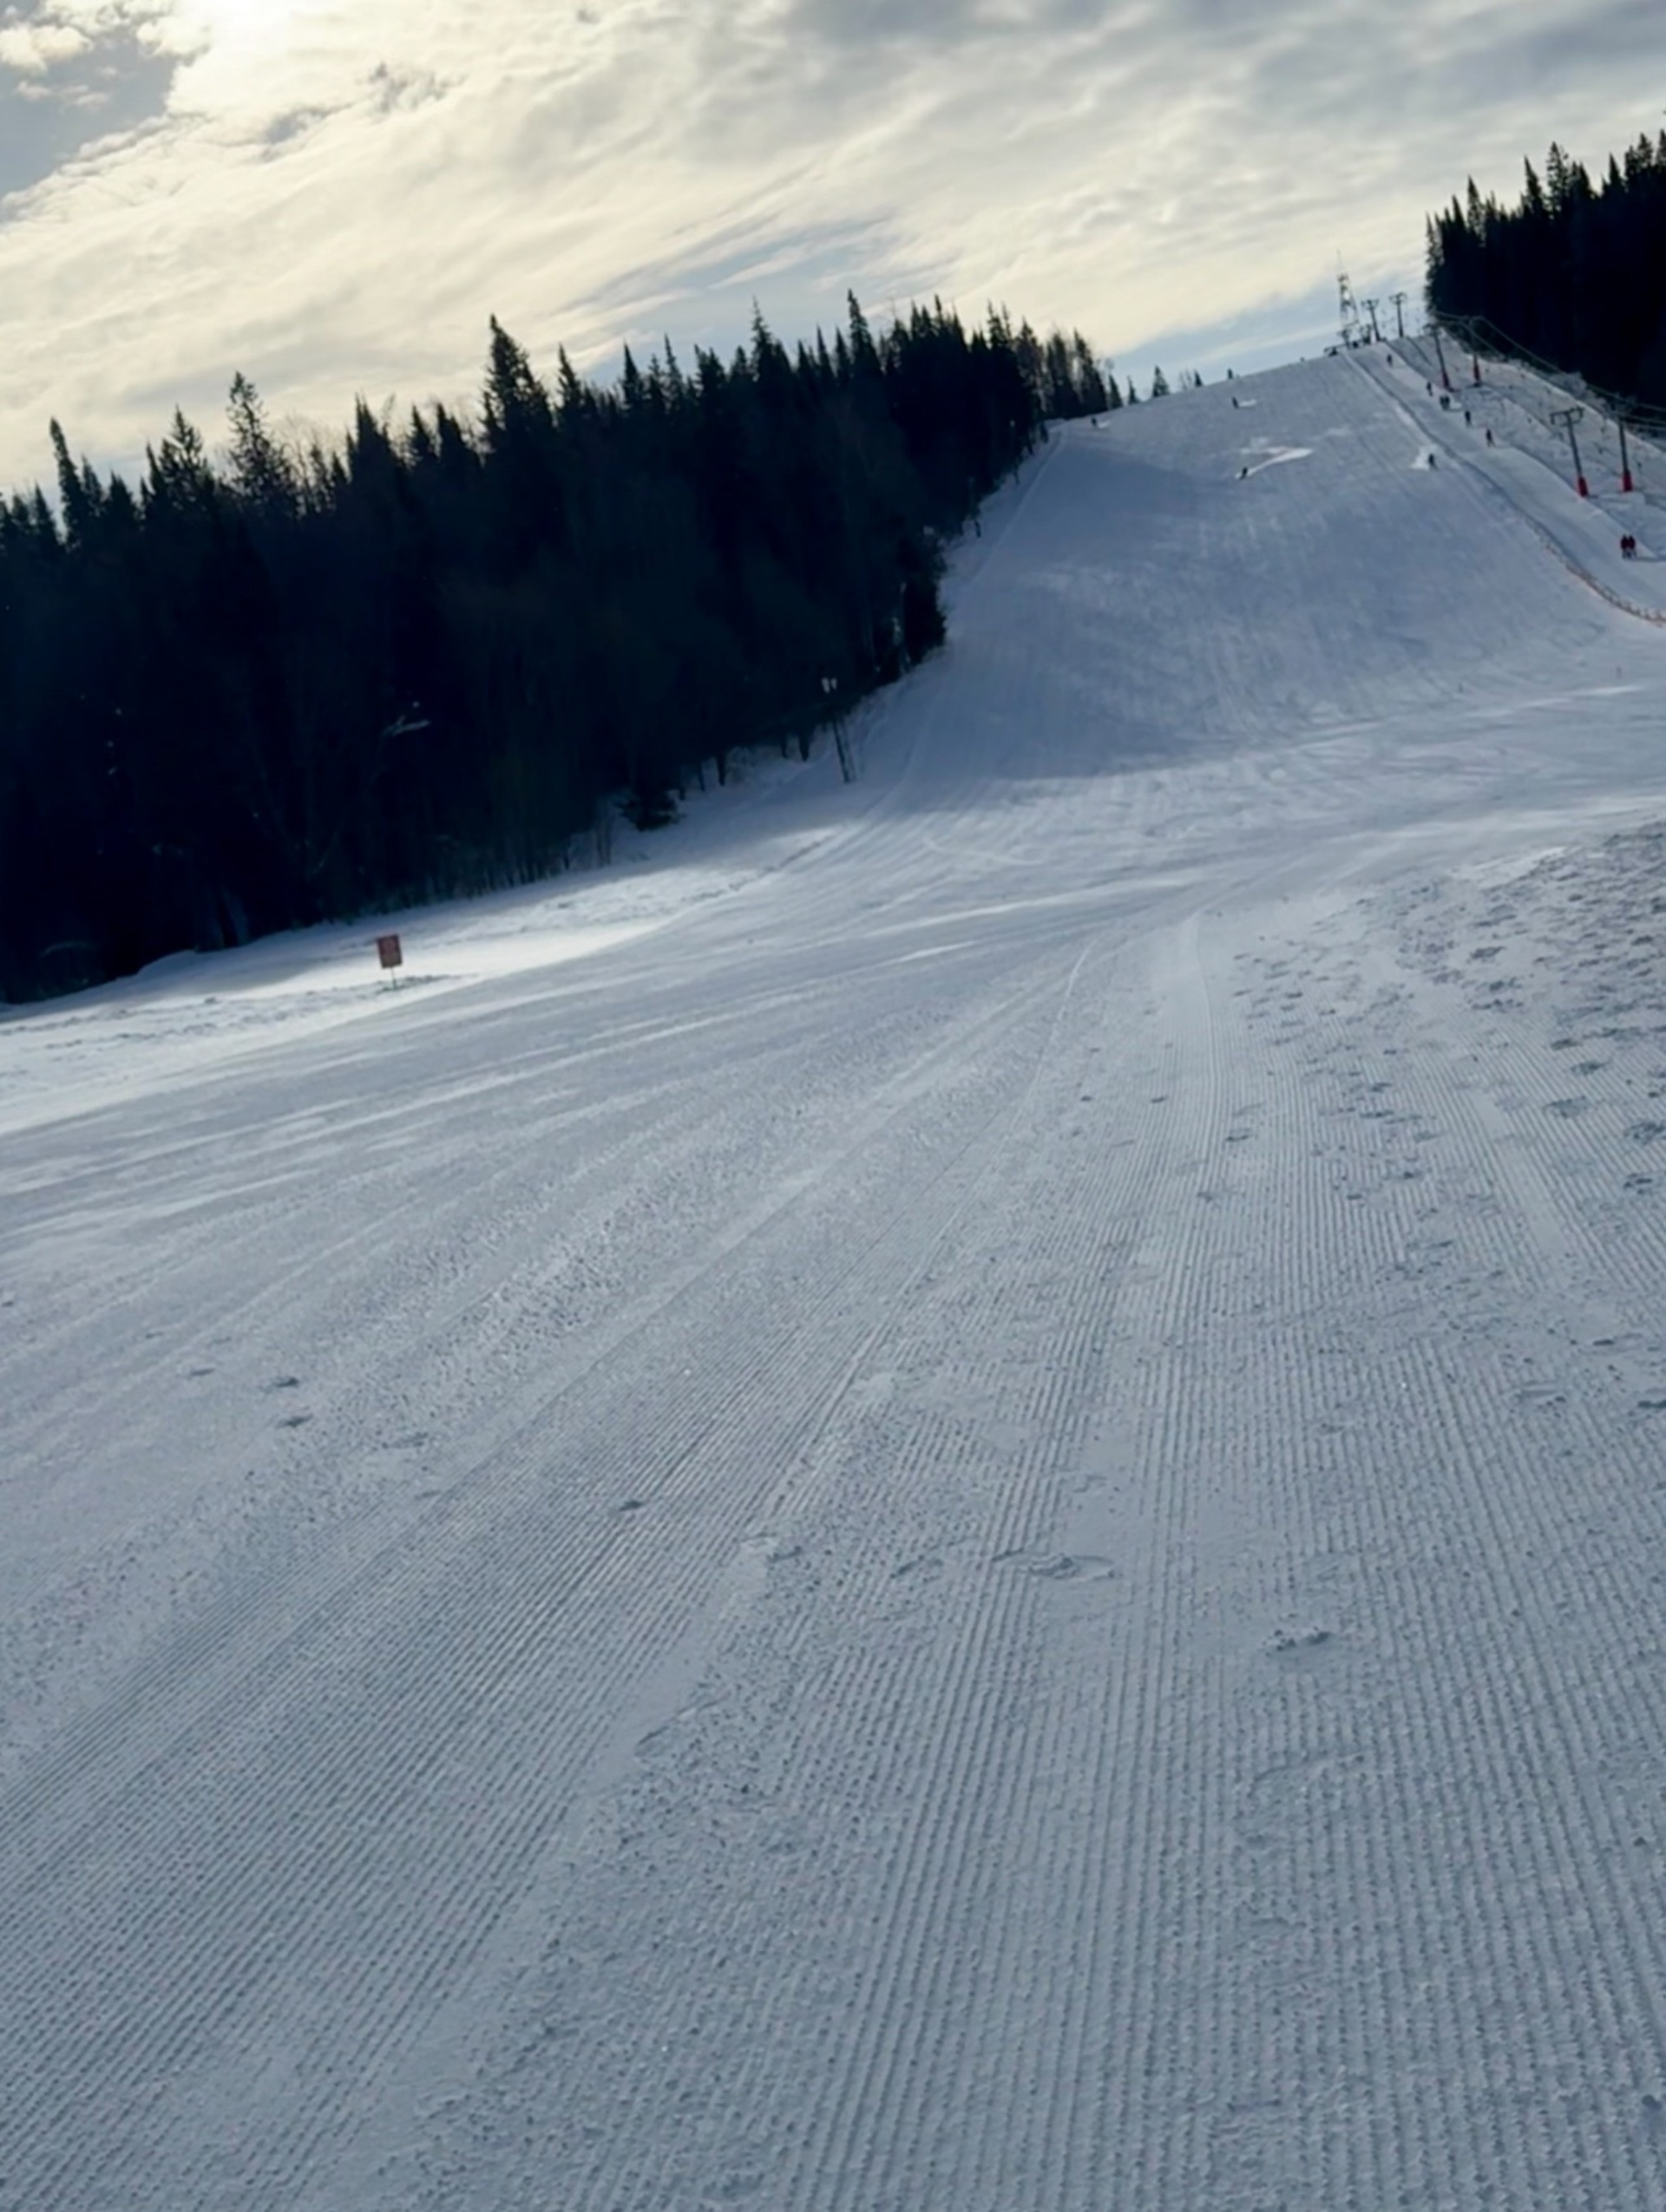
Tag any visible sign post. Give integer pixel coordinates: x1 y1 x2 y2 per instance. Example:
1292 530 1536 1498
376 933 404 986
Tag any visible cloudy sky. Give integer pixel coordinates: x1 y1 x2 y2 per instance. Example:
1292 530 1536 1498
0 0 1660 490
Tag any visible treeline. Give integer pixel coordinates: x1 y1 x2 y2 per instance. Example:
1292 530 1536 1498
0 296 1107 1001
1427 131 1666 406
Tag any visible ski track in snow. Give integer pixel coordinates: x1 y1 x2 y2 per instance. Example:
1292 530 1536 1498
5 354 1666 2209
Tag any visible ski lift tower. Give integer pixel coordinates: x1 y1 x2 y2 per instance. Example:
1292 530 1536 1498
1337 272 1362 350
1617 407 1636 494
1549 404 1590 498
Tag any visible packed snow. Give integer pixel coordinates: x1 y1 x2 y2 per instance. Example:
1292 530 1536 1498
5 348 1666 2210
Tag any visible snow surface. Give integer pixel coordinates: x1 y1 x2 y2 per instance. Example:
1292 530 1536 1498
6 350 1666 2210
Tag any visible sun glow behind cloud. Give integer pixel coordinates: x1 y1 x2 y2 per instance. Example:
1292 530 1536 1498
0 0 1661 489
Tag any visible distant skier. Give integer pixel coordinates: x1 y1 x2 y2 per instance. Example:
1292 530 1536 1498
1486 427 1494 446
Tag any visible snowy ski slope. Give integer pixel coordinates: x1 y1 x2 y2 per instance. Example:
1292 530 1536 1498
5 350 1666 2210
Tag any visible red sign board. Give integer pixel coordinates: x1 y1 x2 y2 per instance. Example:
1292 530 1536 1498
376 933 403 971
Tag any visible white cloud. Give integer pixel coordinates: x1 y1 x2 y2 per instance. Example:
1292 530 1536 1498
0 0 182 69
0 21 89 71
1 0 1662 488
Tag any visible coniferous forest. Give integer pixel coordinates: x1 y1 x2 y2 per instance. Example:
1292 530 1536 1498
0 298 1112 1002
1426 130 1666 408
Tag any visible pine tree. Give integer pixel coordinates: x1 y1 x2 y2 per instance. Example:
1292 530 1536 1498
1427 124 1666 408
226 374 296 519
0 290 1059 998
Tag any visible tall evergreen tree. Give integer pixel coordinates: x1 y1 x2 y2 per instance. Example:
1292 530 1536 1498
0 292 1060 1000
1427 126 1666 410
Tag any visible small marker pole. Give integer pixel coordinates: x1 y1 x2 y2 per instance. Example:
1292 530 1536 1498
1618 415 1635 494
